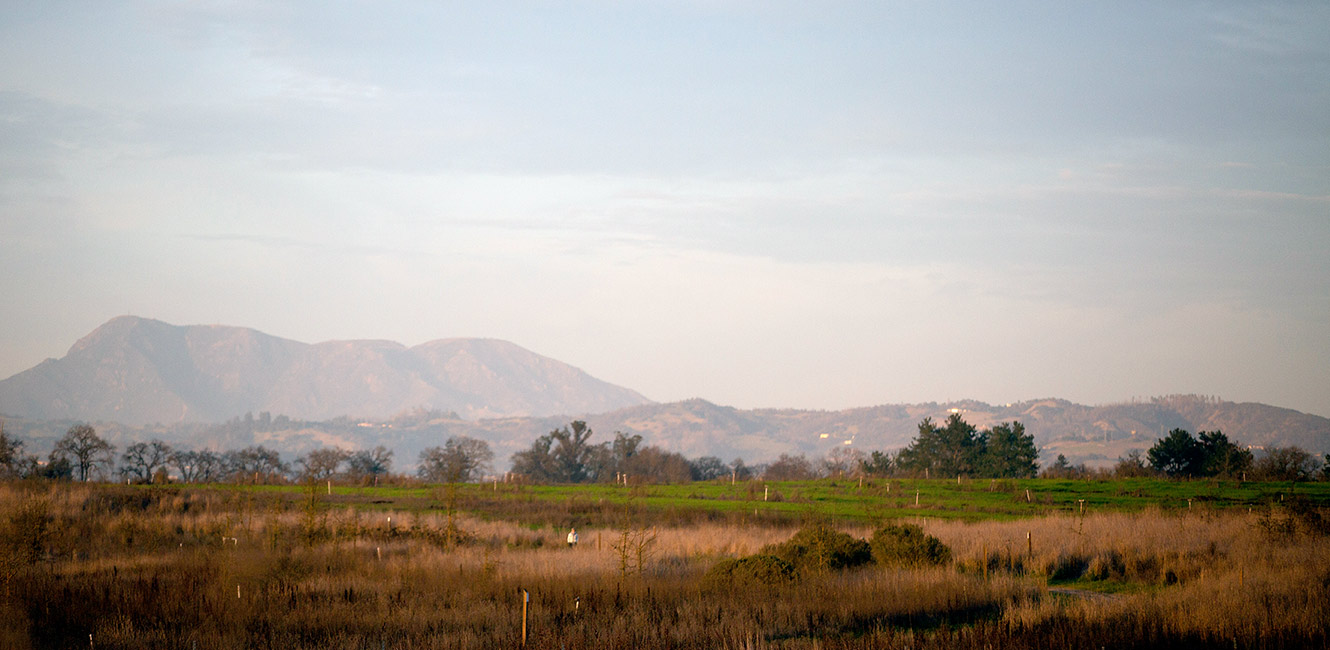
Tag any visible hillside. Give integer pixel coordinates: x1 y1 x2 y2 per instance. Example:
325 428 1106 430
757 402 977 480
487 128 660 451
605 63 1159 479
5 395 1325 472
0 316 651 425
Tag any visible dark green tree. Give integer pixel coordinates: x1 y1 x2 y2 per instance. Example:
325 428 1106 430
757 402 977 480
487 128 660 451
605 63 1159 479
688 456 729 481
510 421 601 483
1197 430 1253 478
979 421 1039 478
1147 428 1204 478
858 450 895 477
897 414 984 477
41 454 74 480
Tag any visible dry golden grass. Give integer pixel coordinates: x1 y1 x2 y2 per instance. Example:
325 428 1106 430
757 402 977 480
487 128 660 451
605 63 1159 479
0 482 1326 649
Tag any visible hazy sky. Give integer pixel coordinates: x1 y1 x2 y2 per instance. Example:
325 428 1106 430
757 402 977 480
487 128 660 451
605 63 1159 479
3 2 1328 418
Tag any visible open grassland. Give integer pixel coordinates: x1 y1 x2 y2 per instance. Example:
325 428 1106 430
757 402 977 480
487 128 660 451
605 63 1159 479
2 481 1328 649
221 476 1330 526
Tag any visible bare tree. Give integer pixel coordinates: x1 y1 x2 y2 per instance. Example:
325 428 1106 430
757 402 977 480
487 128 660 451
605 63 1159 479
763 453 818 481
169 449 222 483
296 447 352 481
120 440 174 483
823 447 867 478
418 436 493 483
347 446 393 483
222 446 288 483
621 447 693 484
0 422 26 479
1253 446 1320 482
52 424 115 482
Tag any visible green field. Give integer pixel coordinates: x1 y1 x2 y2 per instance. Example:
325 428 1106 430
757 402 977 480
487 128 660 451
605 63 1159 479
211 476 1330 525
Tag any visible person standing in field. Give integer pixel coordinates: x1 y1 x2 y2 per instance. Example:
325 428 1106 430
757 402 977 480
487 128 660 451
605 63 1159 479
567 527 578 548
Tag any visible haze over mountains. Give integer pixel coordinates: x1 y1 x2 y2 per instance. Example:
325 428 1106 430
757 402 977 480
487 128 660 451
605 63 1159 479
2 317 1327 468
0 316 651 424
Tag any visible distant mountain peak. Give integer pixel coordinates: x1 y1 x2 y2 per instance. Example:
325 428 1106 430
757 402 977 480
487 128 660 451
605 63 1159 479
0 316 652 425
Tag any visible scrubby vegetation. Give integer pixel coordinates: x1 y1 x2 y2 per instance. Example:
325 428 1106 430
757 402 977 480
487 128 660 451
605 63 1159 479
870 523 952 568
0 479 1327 649
701 554 798 589
760 523 872 573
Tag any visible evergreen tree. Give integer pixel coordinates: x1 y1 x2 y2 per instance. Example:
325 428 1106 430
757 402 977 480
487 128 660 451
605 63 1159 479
897 414 985 477
1197 430 1253 478
980 421 1039 478
1147 428 1204 478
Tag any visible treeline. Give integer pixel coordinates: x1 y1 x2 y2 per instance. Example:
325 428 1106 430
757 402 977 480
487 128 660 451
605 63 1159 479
4 417 1328 486
865 414 1041 479
1104 427 1326 482
0 422 491 486
501 416 1042 484
509 421 750 484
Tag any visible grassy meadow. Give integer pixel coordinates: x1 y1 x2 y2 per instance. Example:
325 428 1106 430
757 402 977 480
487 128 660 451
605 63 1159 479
1 478 1328 649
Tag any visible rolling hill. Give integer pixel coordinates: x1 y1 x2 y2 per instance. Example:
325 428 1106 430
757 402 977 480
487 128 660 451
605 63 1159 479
0 316 652 425
2 318 1326 470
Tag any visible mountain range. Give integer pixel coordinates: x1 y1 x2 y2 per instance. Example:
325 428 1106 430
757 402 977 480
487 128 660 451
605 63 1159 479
2 317 1327 468
0 316 651 424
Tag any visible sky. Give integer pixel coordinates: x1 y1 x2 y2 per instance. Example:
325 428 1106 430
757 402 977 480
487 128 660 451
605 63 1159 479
2 2 1328 418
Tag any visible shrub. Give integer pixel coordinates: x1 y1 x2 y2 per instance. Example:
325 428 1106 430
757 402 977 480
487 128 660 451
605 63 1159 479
701 554 798 589
1039 551 1090 581
1083 550 1126 581
761 524 872 573
870 523 951 568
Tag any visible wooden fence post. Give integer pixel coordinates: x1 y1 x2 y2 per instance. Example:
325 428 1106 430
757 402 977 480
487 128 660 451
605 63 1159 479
524 584 534 646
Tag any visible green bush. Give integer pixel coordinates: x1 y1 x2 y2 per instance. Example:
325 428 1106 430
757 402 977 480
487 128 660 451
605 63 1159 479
869 523 951 568
701 554 797 589
761 524 872 573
